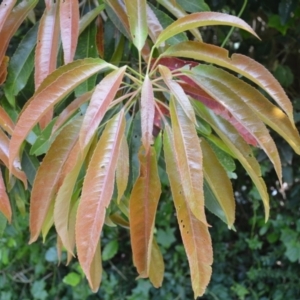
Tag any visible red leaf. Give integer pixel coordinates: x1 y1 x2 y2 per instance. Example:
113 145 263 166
60 0 79 64
0 105 14 135
0 0 17 32
0 56 9 85
0 169 12 223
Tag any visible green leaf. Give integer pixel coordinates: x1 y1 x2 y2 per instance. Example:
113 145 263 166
102 240 119 261
124 0 148 51
63 272 81 287
0 212 7 237
79 4 105 35
175 0 210 12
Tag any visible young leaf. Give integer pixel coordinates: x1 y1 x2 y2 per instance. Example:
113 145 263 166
146 4 164 45
188 66 282 183
76 110 125 282
201 139 235 227
194 102 270 220
29 118 82 243
116 135 129 203
0 169 11 223
0 56 9 85
124 0 148 51
59 0 79 64
88 241 102 293
155 12 259 47
35 0 60 90
0 106 14 135
163 125 212 298
79 66 126 151
141 75 155 152
163 41 294 123
159 65 196 124
149 238 164 288
129 146 161 277
9 58 112 171
169 98 207 224
0 0 17 32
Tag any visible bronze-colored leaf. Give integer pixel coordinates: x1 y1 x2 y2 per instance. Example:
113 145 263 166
0 169 11 223
149 238 164 288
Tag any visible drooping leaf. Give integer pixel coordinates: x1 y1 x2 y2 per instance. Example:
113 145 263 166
124 0 148 51
169 97 207 224
9 58 112 171
201 139 235 227
29 118 82 243
79 4 105 35
163 125 212 298
141 75 155 152
193 101 270 220
0 0 38 64
116 135 129 203
0 0 17 32
146 4 164 45
35 0 60 90
96 16 104 58
163 41 294 123
59 0 79 64
88 241 102 293
0 169 11 223
0 106 14 135
159 65 196 124
149 238 164 288
3 23 38 107
79 66 126 151
76 110 125 282
155 12 259 47
41 197 55 241
129 146 161 277
0 56 9 85
187 66 282 183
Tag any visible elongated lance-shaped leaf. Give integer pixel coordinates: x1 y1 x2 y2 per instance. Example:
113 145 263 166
187 67 282 184
116 134 129 203
149 238 164 288
155 12 258 47
76 110 126 282
79 4 105 35
41 197 55 241
191 64 300 154
35 0 60 90
59 0 79 64
0 0 17 32
141 75 155 152
0 128 27 187
156 0 203 42
169 97 207 224
201 139 235 227
193 101 270 220
29 118 82 243
88 240 102 292
0 56 9 85
146 4 164 45
124 0 148 51
79 66 126 151
9 58 112 172
163 125 212 298
0 0 38 63
163 41 294 123
0 169 11 223
129 146 161 277
159 65 196 124
0 106 14 135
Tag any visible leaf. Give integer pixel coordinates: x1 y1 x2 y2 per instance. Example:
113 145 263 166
175 0 210 12
116 135 129 203
149 238 164 288
0 55 9 85
163 125 212 298
35 0 60 90
102 240 119 261
159 65 196 124
129 146 161 277
155 11 259 47
0 169 11 223
169 98 207 224
187 66 282 183
0 0 17 32
0 106 14 135
193 101 270 220
163 41 294 123
41 197 55 241
124 0 148 51
88 241 102 292
79 4 105 35
29 118 82 243
76 110 125 282
9 58 112 171
0 0 38 64
146 4 164 45
59 0 79 64
192 64 300 154
201 139 235 227
3 23 38 107
79 66 126 150
141 75 155 152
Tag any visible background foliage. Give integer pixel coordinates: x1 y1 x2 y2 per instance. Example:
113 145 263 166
1 0 300 299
